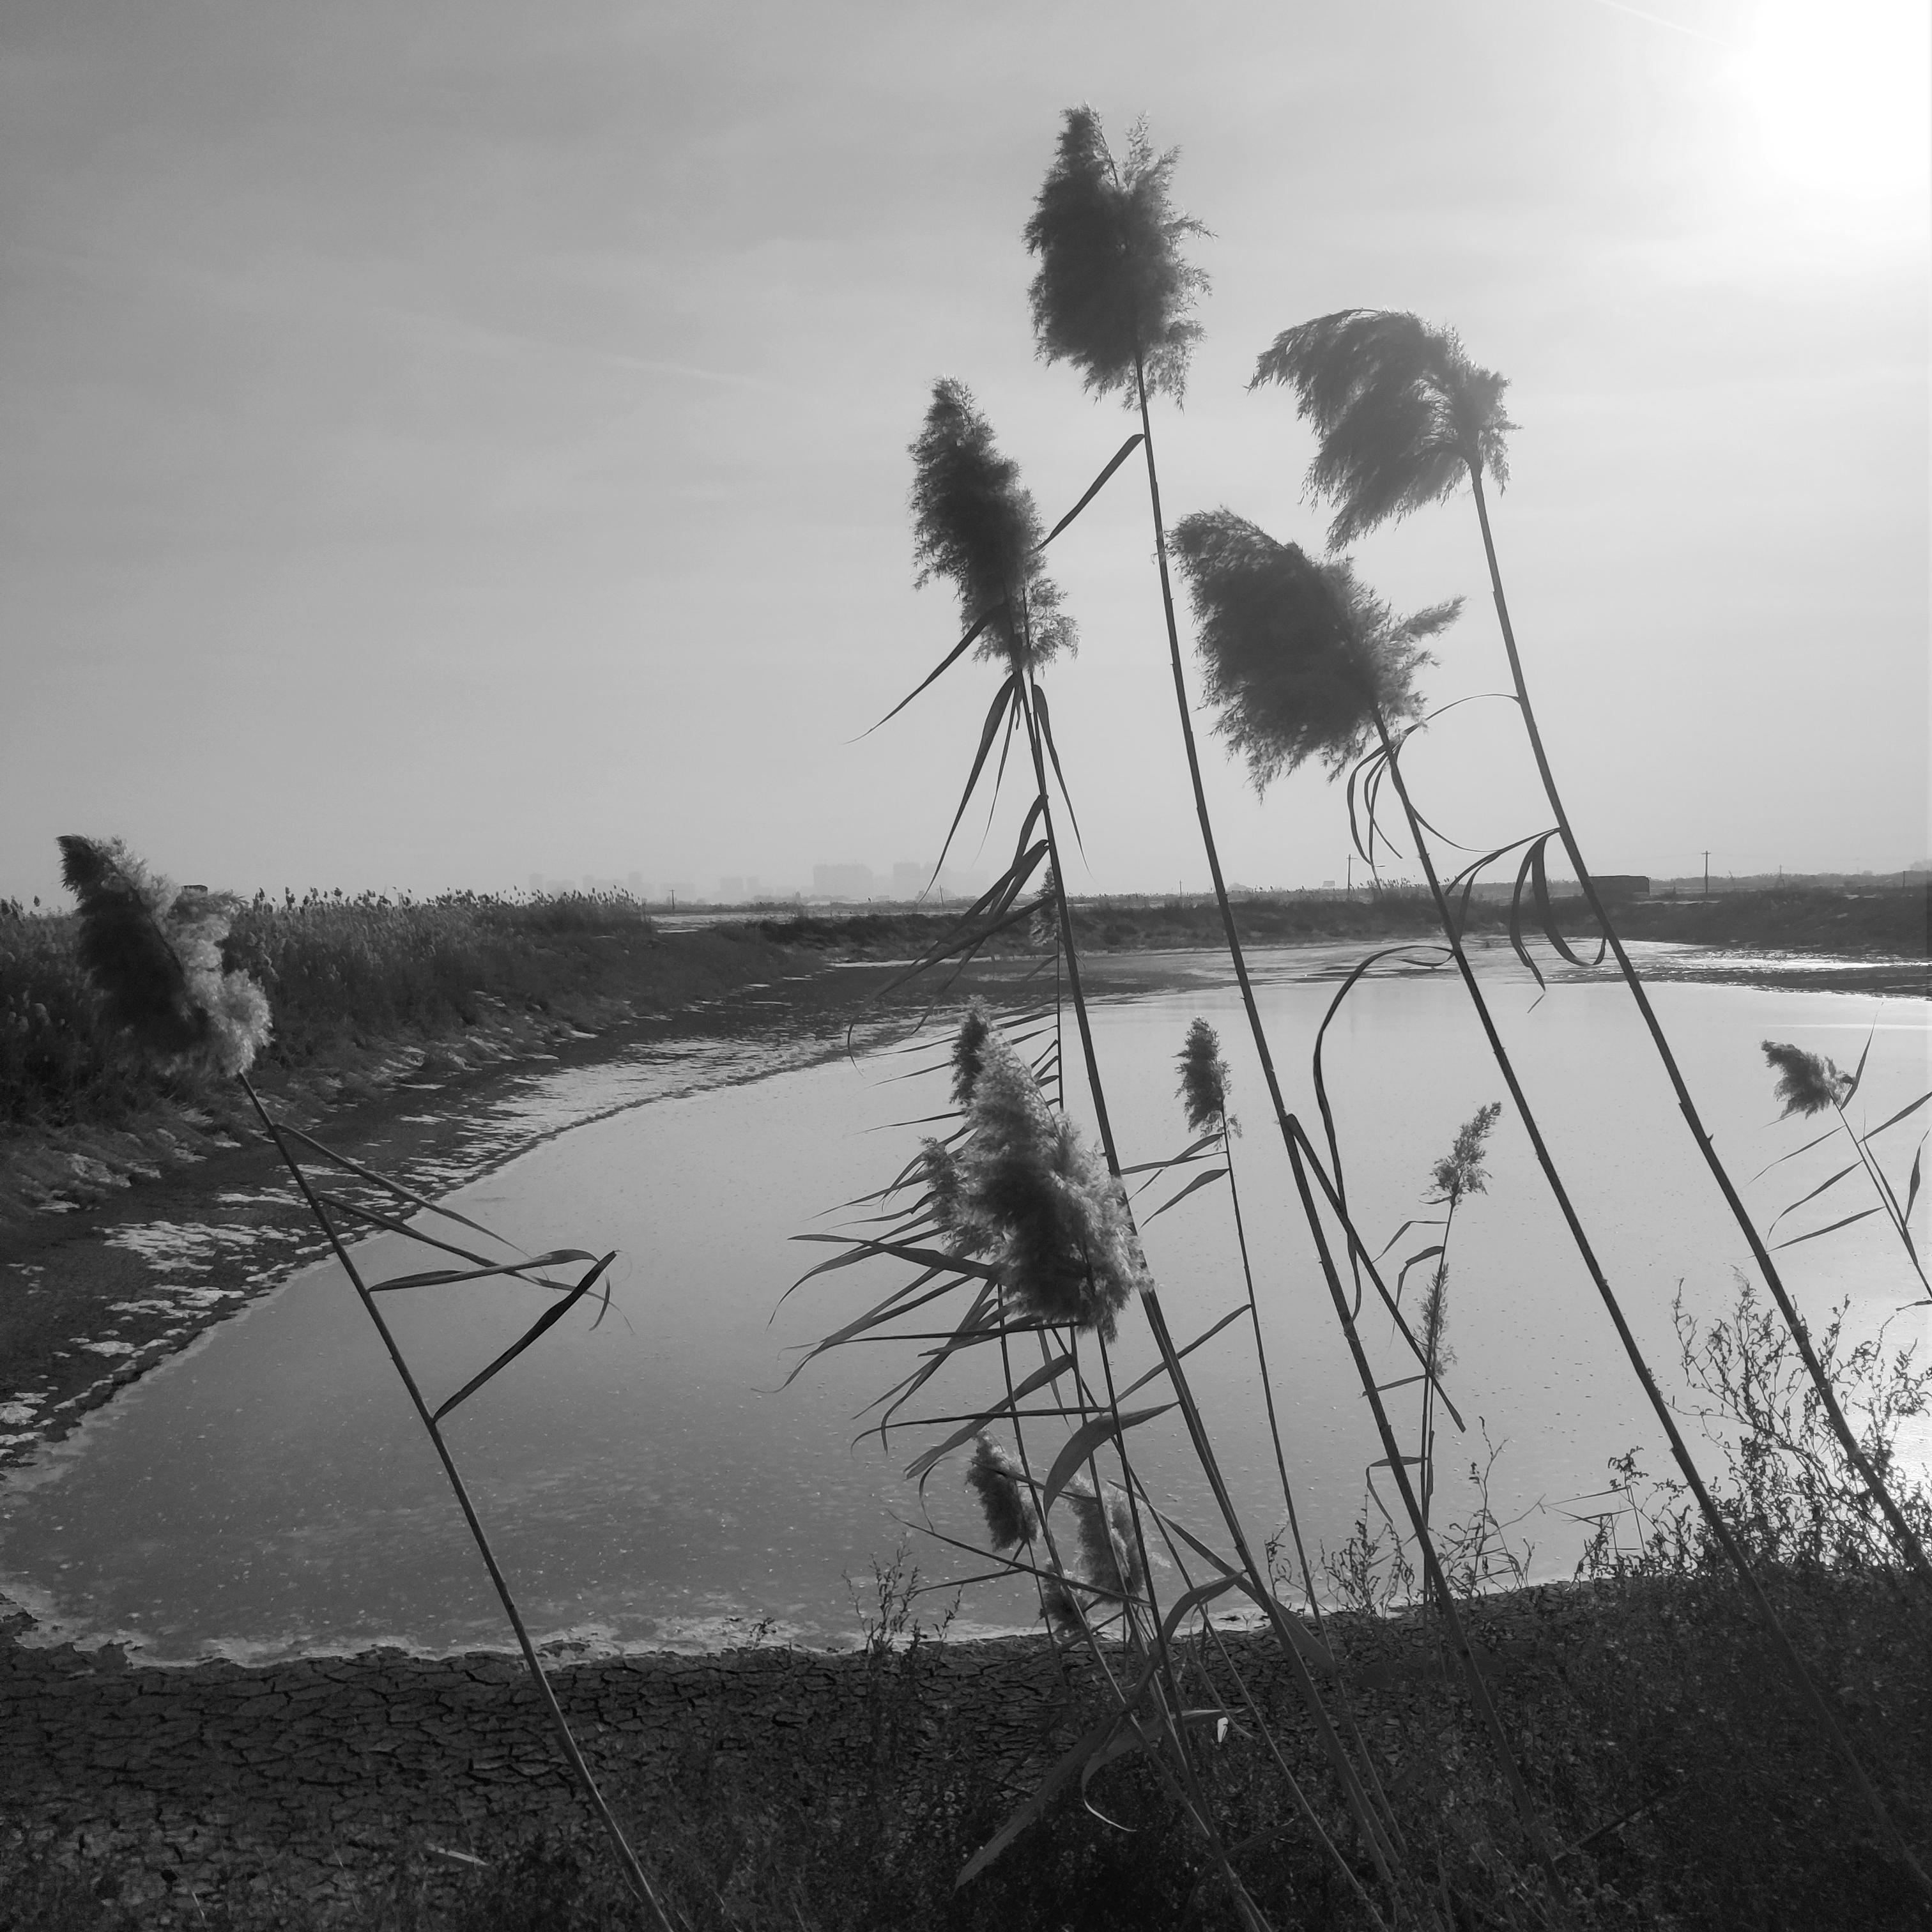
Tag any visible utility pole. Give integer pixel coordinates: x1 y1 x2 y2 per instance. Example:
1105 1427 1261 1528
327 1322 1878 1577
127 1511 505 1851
1703 851 1710 898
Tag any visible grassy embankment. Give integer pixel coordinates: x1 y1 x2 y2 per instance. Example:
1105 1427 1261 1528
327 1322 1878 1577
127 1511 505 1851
760 881 1929 962
0 891 808 1222
4 881 1918 1141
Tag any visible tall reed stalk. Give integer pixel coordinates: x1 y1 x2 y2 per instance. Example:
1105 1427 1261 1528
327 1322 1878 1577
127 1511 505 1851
1251 309 1931 1586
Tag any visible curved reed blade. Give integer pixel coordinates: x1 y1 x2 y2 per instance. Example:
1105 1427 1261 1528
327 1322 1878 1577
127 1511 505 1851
1772 1206 1883 1252
857 605 1004 739
1767 1160 1864 1237
904 1351 1075 1482
956 1706 1133 1888
278 1124 513 1248
1114 1304 1248 1400
930 674 1020 888
1393 1245 1446 1301
1030 681 1085 857
1145 1166 1227 1220
1036 433 1145 551
1842 1023 1876 1106
1041 1405 1176 1514
1862 1089 1932 1143
431 1253 615 1423
1528 836 1606 969
372 1251 596 1294
1373 1216 1445 1262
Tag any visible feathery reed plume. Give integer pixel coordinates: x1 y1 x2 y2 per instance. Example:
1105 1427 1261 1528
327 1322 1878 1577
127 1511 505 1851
1763 1041 1851 1119
1431 1100 1501 1208
918 1138 970 1241
1176 1016 1230 1136
965 1434 1039 1551
1066 1480 1146 1598
1414 1105 1499 1540
1250 309 1513 550
951 1001 993 1105
57 834 272 1075
1023 107 1208 406
958 1032 1145 1337
910 379 1075 670
1169 511 1457 786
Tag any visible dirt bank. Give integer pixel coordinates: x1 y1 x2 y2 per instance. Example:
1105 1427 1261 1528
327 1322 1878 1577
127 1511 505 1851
4 1570 1926 1929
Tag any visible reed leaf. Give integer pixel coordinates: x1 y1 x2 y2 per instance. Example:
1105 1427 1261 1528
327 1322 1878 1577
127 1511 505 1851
860 605 1002 737
1036 433 1145 548
431 1253 614 1422
1773 1206 1883 1250
1861 1089 1932 1142
1041 1404 1175 1515
371 1250 599 1294
1766 1160 1864 1236
1145 1166 1227 1220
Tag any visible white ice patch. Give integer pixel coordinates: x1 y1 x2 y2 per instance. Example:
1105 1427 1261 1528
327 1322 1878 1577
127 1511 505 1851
102 1221 300 1274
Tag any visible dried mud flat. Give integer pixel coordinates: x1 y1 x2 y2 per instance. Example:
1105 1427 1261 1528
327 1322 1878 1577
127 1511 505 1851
0 1596 1553 1927
0 1614 1078 1923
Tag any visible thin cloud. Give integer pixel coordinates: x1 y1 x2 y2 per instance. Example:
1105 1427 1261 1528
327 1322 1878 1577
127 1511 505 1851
1572 0 1738 46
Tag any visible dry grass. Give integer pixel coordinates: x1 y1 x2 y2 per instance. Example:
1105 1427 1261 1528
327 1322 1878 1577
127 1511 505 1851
1 890 669 1130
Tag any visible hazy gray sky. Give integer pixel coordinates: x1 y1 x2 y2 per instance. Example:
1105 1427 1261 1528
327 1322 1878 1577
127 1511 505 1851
3 0 1926 903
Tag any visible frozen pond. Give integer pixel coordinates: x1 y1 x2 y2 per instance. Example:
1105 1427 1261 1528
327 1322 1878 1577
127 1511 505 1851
2 943 1926 1661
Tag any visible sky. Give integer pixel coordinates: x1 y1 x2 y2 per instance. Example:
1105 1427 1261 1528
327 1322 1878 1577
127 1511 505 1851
2 0 1926 905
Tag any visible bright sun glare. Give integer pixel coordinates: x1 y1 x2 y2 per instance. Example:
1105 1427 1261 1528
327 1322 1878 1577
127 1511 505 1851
1733 0 1930 199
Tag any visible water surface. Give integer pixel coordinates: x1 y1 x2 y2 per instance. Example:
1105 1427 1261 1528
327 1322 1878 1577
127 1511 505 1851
3 944 1924 1660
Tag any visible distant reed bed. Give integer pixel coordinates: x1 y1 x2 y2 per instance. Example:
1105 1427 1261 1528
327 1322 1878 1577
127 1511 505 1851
0 887 657 1127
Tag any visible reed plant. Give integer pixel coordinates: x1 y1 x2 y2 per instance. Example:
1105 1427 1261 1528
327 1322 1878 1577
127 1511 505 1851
1165 509 1932 1899
1020 131 1560 1849
804 378 1446 1924
1759 1039 1930 1301
1407 1104 1501 1539
51 836 673 1930
991 107 1579 1912
1249 308 1931 1587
